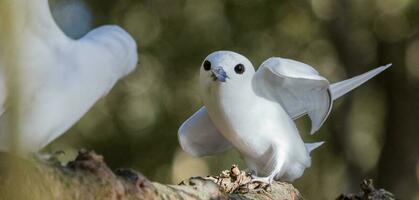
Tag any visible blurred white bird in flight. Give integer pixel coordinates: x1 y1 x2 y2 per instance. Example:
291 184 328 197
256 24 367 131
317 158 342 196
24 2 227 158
0 0 138 152
179 51 390 183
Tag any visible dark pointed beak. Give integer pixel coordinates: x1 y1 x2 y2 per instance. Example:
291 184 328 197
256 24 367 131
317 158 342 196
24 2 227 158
211 66 228 82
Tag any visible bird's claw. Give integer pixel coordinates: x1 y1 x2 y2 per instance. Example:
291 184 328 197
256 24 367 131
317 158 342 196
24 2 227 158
250 174 273 185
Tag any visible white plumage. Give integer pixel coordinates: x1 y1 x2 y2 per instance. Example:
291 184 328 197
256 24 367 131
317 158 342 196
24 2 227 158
0 0 138 152
179 51 390 182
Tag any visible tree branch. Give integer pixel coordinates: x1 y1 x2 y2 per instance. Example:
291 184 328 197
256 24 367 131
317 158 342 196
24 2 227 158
0 150 395 200
0 150 302 200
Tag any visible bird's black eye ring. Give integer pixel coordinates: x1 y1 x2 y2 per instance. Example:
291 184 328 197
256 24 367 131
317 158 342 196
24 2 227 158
203 60 211 71
234 63 245 74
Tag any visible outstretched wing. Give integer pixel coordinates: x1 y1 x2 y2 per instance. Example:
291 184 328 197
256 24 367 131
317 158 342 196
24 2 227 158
252 57 332 134
0 0 138 152
178 107 232 156
253 58 391 135
30 25 138 150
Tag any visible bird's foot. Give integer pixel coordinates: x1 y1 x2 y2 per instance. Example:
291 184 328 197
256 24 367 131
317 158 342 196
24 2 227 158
246 174 273 193
250 174 274 184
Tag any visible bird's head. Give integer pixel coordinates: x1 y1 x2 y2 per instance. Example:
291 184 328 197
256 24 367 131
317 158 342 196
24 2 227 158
199 51 255 92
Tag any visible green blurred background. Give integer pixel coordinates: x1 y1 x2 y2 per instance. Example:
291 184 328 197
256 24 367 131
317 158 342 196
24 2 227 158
47 0 418 199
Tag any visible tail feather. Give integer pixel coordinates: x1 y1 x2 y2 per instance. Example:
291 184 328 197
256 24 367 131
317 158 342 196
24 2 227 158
305 141 324 153
330 64 391 100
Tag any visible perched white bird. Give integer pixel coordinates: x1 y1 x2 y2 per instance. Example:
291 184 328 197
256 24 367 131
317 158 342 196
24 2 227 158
179 51 390 182
0 0 138 152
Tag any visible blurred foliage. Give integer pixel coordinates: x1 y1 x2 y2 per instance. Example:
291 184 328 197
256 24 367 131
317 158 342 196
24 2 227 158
47 0 418 199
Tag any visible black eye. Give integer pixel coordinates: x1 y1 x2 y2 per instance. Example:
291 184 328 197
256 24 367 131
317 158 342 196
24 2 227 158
234 64 245 74
203 60 211 71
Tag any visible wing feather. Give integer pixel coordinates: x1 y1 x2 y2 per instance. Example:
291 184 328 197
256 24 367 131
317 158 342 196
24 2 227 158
178 107 232 156
253 58 390 135
330 64 391 100
253 57 332 134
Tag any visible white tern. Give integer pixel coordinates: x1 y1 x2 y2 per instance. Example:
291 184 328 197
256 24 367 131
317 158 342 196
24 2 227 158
0 0 138 152
179 51 390 182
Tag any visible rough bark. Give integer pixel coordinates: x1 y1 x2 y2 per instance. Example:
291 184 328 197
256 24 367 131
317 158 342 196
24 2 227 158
0 150 302 200
0 150 395 200
336 179 395 200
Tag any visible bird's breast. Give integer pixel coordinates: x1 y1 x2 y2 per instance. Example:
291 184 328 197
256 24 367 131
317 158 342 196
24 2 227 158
203 86 301 157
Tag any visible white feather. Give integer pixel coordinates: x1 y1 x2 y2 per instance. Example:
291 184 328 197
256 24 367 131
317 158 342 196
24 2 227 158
178 107 232 156
254 57 332 134
305 141 325 153
330 64 391 100
256 58 390 134
0 0 138 152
